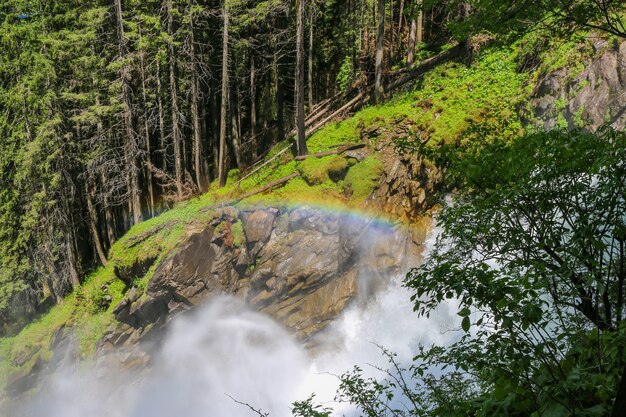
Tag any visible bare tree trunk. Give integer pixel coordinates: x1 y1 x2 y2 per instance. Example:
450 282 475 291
190 13 204 192
295 0 308 155
230 84 242 168
156 60 167 172
113 0 142 225
407 0 422 67
65 227 81 289
201 103 211 181
375 0 385 103
93 87 117 248
138 47 155 216
101 171 117 247
85 180 108 266
308 11 314 110
167 0 184 199
218 1 229 187
250 53 257 159
417 0 423 46
397 0 405 54
407 17 416 66
390 0 394 59
360 26 369 90
274 47 285 142
211 89 220 178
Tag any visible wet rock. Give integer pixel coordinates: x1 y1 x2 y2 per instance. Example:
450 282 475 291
242 209 276 244
5 357 46 397
366 136 441 220
345 148 370 161
106 206 428 347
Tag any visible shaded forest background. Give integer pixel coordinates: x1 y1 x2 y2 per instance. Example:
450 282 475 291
1 0 624 334
0 0 449 331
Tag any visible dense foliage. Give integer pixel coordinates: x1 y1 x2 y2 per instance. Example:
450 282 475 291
1 0 448 332
409 127 626 415
312 128 626 416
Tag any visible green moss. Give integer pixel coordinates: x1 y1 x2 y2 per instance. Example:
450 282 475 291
235 159 298 194
573 105 586 128
230 220 245 248
0 293 76 386
344 156 384 202
307 120 361 152
307 43 527 154
299 155 349 185
225 168 241 186
240 176 345 207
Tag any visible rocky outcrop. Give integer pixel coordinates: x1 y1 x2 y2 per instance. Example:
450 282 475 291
101 206 426 355
530 38 626 131
360 119 443 220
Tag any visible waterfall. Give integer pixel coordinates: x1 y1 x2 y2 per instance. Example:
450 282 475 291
17 217 460 417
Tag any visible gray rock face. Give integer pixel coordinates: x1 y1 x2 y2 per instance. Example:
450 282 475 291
102 206 426 353
370 139 442 220
356 118 442 221
530 38 626 131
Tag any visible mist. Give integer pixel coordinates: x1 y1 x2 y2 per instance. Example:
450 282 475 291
15 221 459 417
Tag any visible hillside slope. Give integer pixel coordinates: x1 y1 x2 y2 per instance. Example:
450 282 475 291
2 30 625 409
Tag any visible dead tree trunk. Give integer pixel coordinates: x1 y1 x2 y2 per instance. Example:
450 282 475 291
190 13 204 191
156 60 167 172
113 0 142 225
85 179 108 266
230 83 242 168
407 0 423 67
295 0 309 155
407 16 416 66
101 171 117 247
375 0 385 103
138 47 156 215
66 231 81 289
218 1 230 187
167 0 184 199
397 0 405 55
417 0 423 55
308 11 314 110
250 53 257 159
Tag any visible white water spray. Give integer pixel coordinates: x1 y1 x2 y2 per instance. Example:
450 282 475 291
16 220 460 417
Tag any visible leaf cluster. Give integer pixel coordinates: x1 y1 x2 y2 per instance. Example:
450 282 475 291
405 126 626 415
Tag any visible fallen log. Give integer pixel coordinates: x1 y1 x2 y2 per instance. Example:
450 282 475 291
294 143 367 161
123 220 179 248
385 43 463 93
233 146 292 188
294 150 337 161
307 97 332 116
306 92 365 137
234 172 301 202
210 172 301 208
303 88 356 127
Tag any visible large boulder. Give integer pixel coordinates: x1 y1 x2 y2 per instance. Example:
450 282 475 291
103 206 426 352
